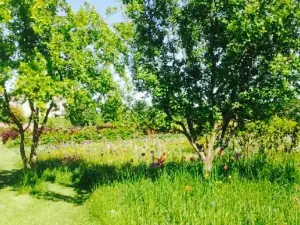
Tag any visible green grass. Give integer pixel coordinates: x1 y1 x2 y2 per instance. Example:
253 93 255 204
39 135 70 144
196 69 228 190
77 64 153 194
87 176 300 225
0 136 300 225
0 146 91 225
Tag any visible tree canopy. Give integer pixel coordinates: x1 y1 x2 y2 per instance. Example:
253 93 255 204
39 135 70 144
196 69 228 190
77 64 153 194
122 0 300 171
0 0 128 168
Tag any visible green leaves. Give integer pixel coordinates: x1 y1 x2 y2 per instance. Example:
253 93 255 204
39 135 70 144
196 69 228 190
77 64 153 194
0 0 129 129
0 0 10 22
123 0 300 148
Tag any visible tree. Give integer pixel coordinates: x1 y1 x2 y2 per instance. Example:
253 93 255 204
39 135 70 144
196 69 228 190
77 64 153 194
100 90 124 122
0 0 128 169
131 101 169 133
65 90 99 126
122 0 300 172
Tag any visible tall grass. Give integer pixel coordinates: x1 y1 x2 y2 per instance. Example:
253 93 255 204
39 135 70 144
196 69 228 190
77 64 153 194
87 174 300 225
16 136 300 225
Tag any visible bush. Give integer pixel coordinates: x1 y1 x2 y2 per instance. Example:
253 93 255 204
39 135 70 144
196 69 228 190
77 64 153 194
0 128 19 144
46 117 72 130
234 116 300 154
4 125 138 148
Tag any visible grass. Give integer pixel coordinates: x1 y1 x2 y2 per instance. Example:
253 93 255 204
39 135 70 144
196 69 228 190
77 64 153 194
0 135 300 224
0 146 91 225
87 176 300 225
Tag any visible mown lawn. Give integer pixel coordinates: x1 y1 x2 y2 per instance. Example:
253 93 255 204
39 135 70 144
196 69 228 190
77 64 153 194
0 146 91 225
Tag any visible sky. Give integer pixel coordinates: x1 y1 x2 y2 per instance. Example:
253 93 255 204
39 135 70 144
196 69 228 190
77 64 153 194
66 0 124 24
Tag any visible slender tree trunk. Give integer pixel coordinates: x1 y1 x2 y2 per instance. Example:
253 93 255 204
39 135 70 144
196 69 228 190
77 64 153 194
29 120 39 168
29 139 38 168
19 131 29 170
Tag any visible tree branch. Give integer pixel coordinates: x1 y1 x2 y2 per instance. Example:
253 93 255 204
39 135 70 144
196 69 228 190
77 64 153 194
38 101 55 138
3 89 24 132
24 111 33 132
165 109 207 160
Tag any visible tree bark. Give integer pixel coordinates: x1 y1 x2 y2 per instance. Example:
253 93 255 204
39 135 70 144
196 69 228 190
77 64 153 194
29 126 39 168
3 89 30 169
203 154 214 173
202 124 219 174
19 131 29 170
28 102 54 168
29 112 39 168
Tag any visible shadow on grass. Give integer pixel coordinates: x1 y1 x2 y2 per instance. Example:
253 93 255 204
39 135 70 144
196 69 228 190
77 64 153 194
35 153 299 192
0 167 89 205
0 169 22 189
32 190 89 205
0 153 298 206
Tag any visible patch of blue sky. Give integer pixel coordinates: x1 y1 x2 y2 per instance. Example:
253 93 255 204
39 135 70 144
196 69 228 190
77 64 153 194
66 0 124 24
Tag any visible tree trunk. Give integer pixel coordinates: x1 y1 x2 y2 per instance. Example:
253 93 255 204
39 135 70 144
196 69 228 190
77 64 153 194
203 155 214 173
202 125 218 175
19 132 29 170
29 141 38 168
29 121 39 168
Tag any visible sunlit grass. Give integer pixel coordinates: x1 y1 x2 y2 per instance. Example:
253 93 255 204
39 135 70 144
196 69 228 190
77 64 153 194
9 136 300 224
87 175 300 225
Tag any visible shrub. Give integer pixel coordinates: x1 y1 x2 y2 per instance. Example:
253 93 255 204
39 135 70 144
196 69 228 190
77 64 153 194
46 117 72 130
0 128 19 144
4 125 138 148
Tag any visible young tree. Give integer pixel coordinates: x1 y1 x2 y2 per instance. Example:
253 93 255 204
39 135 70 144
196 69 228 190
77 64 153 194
0 0 128 169
123 0 300 172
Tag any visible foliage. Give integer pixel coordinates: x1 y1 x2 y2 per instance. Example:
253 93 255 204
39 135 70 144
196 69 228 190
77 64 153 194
46 117 72 130
100 91 124 123
235 116 300 154
122 0 300 170
10 105 26 123
0 127 19 144
65 91 99 126
130 101 170 133
0 0 128 168
5 126 139 148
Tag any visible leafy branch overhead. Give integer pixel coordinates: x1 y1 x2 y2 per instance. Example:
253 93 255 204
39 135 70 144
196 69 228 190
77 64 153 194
0 0 129 169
